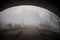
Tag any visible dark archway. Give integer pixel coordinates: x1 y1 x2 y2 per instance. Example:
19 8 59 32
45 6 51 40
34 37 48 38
0 0 60 17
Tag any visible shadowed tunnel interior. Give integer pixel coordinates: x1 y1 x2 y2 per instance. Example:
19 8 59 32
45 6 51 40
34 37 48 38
0 0 60 40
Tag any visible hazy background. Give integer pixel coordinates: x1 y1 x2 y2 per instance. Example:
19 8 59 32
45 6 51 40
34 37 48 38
0 5 60 33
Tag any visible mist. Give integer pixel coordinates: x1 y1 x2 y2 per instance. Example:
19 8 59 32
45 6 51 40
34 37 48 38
0 5 60 33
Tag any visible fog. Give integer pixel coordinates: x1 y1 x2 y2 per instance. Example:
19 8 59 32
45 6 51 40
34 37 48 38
0 5 60 33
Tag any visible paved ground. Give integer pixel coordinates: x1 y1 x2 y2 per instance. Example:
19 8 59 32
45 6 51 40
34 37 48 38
0 26 60 40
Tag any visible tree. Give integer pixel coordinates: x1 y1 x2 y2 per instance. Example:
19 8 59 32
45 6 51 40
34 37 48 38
7 23 12 29
0 23 2 30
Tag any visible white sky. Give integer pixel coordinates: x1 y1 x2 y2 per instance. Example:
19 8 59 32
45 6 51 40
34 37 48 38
0 5 60 33
0 5 59 28
0 5 49 25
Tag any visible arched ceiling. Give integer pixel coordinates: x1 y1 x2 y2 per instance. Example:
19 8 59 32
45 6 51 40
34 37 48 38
0 0 60 17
